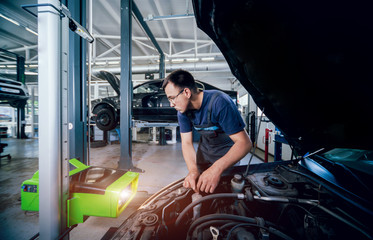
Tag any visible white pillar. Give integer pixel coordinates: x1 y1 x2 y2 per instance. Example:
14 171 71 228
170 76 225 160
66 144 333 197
38 0 61 239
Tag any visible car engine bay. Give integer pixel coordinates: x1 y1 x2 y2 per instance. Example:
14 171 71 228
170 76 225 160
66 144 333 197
108 161 372 240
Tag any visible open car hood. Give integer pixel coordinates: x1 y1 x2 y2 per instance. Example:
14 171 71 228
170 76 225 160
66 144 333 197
94 70 120 96
192 0 373 155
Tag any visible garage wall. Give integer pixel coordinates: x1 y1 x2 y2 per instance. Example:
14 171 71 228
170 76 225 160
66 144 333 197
246 95 293 161
255 121 293 161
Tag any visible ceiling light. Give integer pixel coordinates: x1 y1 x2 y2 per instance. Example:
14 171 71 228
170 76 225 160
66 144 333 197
7 65 17 68
156 59 170 63
201 57 215 61
0 13 20 26
29 65 38 68
26 27 38 36
25 72 38 75
186 58 199 62
0 65 6 68
95 62 106 65
171 58 184 63
108 61 120 65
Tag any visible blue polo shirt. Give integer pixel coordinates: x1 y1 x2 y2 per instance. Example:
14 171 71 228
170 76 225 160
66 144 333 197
178 90 245 135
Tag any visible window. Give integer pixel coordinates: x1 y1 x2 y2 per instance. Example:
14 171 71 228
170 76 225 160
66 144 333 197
133 82 160 94
98 85 116 98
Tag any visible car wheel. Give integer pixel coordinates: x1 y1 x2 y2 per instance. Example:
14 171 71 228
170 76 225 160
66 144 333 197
9 100 26 108
95 108 117 131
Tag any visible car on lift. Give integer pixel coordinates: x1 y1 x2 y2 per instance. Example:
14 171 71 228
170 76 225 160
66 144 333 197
0 76 29 108
104 0 373 239
91 71 238 131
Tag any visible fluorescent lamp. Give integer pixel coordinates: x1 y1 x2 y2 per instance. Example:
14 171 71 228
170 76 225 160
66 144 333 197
0 65 6 68
108 61 120 65
95 61 106 65
201 57 215 61
26 27 38 36
186 58 199 62
171 58 184 63
7 65 17 68
0 13 20 26
156 59 170 63
25 72 38 75
29 65 38 68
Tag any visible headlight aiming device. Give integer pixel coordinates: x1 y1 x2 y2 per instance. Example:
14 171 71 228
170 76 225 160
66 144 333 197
21 159 139 227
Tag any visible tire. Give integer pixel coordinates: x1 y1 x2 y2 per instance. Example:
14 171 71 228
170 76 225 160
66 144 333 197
10 100 26 108
95 108 117 131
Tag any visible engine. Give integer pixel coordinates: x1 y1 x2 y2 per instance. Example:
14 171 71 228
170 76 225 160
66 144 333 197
109 162 372 240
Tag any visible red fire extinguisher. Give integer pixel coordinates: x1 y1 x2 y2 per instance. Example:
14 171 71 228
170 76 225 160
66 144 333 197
263 128 272 163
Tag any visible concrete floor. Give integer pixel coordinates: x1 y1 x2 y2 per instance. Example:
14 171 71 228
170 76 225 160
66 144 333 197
0 137 265 240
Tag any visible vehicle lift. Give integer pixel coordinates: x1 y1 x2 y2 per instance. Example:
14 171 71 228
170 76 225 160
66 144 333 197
132 120 179 145
0 48 28 140
274 127 288 161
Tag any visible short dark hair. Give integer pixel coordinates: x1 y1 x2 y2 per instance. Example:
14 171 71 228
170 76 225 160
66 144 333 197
162 69 198 92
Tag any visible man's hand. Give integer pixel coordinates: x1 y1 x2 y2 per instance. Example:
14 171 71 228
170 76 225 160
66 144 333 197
196 165 222 193
183 171 200 192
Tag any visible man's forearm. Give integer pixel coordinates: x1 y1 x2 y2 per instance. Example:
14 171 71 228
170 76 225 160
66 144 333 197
211 131 252 174
182 142 199 173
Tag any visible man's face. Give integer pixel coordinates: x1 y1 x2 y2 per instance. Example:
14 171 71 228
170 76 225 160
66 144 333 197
164 82 189 113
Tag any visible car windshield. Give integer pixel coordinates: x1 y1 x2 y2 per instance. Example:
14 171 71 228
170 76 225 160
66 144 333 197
319 148 373 196
98 85 117 97
322 148 373 162
133 82 160 94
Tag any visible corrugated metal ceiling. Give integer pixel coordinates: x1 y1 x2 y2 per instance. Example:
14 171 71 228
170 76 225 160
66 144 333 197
0 0 240 90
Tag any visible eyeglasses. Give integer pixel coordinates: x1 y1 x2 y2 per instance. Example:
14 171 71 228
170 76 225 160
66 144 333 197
167 89 184 104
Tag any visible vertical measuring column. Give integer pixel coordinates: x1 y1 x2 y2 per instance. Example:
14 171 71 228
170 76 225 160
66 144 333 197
38 0 62 239
31 87 35 138
119 0 133 170
60 5 70 235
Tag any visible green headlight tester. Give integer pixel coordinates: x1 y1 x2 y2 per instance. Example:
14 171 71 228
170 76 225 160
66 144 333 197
21 159 139 227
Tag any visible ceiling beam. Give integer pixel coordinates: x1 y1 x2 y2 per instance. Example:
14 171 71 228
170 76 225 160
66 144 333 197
154 0 176 55
98 0 152 59
133 39 157 52
95 52 223 61
0 29 34 46
93 34 213 44
93 29 121 60
193 20 198 56
96 43 120 58
173 41 213 56
0 3 37 31
8 45 38 52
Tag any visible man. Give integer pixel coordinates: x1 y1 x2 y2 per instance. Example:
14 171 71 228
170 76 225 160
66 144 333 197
163 69 252 193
